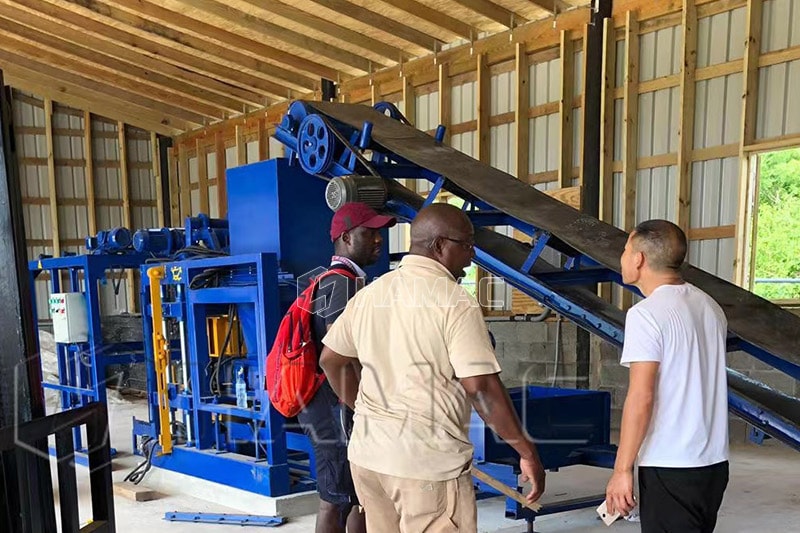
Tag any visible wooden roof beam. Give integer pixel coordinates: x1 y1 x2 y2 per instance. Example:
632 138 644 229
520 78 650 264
451 0 528 28
382 0 477 40
226 0 414 62
0 2 263 108
97 0 319 91
2 65 186 135
0 17 240 116
19 0 291 101
122 0 340 82
0 47 207 126
303 0 442 52
160 0 374 73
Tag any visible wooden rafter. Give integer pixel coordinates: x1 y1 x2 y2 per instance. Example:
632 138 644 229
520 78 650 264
451 0 527 28
0 47 206 126
676 0 697 233
99 0 321 91
158 0 372 73
2 65 186 135
0 23 226 121
9 0 281 102
0 2 263 108
303 0 441 52
382 0 476 40
225 0 414 61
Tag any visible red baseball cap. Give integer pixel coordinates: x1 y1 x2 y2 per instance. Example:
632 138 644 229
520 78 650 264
330 202 396 241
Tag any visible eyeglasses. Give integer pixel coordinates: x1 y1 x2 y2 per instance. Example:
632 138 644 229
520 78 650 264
440 236 475 250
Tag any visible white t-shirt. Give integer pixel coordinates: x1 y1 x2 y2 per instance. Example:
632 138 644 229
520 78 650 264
621 282 729 468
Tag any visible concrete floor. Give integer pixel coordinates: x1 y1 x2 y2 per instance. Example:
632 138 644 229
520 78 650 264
58 398 800 532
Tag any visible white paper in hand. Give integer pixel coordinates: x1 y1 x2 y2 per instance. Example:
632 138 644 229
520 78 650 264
596 500 621 527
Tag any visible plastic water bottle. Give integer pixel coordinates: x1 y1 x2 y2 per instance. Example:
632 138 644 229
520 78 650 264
235 368 248 409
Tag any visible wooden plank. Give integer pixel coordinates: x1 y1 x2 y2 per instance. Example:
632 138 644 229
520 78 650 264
559 31 574 189
528 101 560 119
228 0 413 60
472 469 541 513
676 0 698 234
735 0 763 287
697 0 747 17
0 45 209 125
43 98 60 256
696 59 742 81
488 112 515 127
688 225 736 240
600 17 617 224
118 122 136 311
236 125 247 166
0 17 240 115
161 0 372 72
515 42 530 180
692 143 739 161
438 63 451 144
258 119 269 161
84 111 97 236
2 66 185 136
745 132 800 153
196 139 209 215
612 73 681 97
402 76 416 126
476 53 490 163
759 44 800 68
178 144 191 221
450 120 478 135
621 11 639 310
370 83 379 106
301 0 438 53
151 132 164 227
639 153 678 169
168 147 179 225
113 482 158 502
450 0 525 27
216 132 228 218
382 0 475 39
622 11 639 232
0 1 264 107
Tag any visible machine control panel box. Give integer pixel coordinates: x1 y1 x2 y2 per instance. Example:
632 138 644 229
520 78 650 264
49 292 89 343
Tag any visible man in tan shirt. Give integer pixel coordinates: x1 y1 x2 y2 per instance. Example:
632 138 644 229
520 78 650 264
320 203 545 533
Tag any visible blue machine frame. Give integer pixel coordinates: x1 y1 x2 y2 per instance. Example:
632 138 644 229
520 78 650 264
29 253 150 451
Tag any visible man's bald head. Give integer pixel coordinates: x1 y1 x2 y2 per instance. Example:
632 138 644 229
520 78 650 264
630 219 687 272
410 203 472 250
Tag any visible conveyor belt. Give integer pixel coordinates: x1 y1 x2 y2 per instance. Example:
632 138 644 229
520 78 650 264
304 101 800 380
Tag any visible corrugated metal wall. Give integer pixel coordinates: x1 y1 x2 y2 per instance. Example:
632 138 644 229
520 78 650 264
13 92 157 320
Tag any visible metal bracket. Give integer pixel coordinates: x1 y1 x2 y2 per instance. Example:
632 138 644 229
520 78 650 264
163 512 285 527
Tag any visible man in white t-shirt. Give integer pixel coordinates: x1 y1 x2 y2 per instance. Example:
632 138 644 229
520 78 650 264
606 219 729 533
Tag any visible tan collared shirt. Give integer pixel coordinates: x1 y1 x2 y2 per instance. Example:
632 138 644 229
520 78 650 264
323 255 501 481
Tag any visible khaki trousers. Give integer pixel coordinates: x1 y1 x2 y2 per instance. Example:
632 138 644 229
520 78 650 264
350 463 477 533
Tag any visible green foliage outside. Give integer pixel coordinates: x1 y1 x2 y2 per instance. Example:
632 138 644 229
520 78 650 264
753 148 800 300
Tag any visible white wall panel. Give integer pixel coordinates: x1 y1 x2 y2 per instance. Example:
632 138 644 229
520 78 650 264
209 185 219 218
573 108 582 168
762 0 793 53
489 124 514 173
694 74 742 148
246 140 258 163
635 166 677 223
688 238 736 280
574 49 584 97
225 146 236 168
613 99 624 161
530 58 560 105
269 137 285 158
615 39 626 88
188 156 199 183
690 157 739 229
756 62 800 139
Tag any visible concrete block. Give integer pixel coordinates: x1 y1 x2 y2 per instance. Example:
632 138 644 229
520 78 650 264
600 361 630 389
752 358 778 372
488 322 518 344
548 362 578 388
559 343 578 364
516 362 550 386
610 408 623 430
529 342 556 363
493 341 505 361
560 323 578 347
518 321 548 344
502 342 534 361
749 370 798 396
598 341 621 363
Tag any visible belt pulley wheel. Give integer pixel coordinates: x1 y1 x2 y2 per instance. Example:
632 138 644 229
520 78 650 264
298 114 334 175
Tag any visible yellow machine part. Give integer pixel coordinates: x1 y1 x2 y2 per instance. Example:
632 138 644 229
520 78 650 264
207 315 246 357
147 265 172 455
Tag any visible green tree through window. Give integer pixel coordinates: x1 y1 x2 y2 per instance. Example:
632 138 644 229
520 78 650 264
753 148 800 300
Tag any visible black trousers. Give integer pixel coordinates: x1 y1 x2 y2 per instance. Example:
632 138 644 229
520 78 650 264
639 461 729 533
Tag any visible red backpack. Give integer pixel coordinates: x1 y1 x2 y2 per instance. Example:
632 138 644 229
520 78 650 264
266 268 356 417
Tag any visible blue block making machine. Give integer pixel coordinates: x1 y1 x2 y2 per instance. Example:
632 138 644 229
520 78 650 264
33 100 800 530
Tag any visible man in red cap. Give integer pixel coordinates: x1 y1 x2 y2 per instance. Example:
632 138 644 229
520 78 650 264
297 202 395 533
